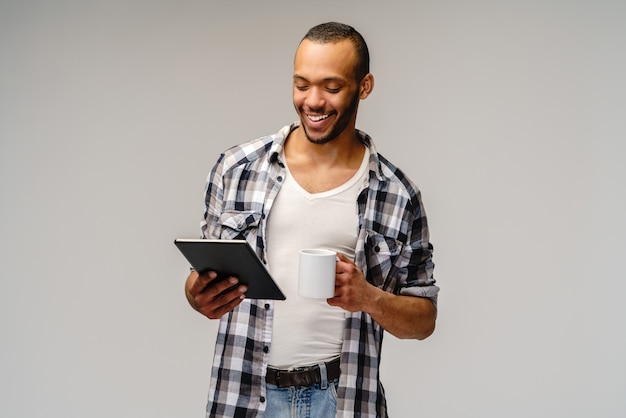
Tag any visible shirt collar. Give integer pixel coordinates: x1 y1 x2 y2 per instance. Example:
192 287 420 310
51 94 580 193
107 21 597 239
268 122 385 181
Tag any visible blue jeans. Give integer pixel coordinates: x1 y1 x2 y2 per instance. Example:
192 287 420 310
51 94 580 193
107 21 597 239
264 362 339 418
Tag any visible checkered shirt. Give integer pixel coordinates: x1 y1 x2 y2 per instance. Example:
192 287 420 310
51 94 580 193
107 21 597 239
200 123 438 417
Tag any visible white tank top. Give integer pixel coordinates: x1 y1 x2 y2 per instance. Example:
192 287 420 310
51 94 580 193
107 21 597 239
265 148 369 369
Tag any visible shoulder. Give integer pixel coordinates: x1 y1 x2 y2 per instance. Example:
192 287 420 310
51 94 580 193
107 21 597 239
217 124 293 169
376 154 423 211
358 130 421 202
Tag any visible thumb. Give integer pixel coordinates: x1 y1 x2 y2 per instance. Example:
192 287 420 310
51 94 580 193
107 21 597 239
336 252 354 265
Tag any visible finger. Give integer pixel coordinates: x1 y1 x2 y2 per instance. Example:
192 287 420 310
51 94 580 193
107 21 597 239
188 270 217 296
194 275 246 303
336 252 350 263
201 284 248 319
199 275 243 301
326 293 344 309
336 253 356 269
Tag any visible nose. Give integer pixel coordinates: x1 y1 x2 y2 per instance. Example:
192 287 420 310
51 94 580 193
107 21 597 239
304 86 325 110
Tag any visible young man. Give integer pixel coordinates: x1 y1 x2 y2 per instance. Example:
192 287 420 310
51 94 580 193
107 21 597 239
185 22 439 417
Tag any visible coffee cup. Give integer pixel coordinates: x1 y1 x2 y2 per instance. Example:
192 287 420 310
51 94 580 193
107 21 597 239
298 249 337 298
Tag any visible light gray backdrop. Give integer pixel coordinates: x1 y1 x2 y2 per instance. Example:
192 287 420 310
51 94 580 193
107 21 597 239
1 1 624 417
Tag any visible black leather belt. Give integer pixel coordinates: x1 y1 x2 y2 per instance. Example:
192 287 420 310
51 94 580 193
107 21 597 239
266 357 341 388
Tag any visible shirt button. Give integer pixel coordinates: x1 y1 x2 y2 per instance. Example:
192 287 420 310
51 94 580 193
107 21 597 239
375 245 381 252
263 346 269 353
260 396 266 403
277 176 283 182
265 303 270 310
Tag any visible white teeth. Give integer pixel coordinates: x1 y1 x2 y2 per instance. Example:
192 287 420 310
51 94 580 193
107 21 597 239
308 114 329 122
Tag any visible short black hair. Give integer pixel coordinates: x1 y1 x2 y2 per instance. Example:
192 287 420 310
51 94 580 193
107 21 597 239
301 22 370 81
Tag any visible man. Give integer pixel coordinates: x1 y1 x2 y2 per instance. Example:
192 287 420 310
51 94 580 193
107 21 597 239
185 22 439 417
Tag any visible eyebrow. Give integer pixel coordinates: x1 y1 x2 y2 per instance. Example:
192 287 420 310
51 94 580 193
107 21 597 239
293 74 346 84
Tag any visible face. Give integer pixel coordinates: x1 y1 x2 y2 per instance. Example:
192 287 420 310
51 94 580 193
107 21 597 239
292 39 367 144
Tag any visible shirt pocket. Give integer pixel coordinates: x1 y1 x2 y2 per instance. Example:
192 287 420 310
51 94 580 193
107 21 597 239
365 230 403 288
218 210 262 241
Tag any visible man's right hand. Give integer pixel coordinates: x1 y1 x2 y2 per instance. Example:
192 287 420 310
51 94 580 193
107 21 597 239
185 270 248 319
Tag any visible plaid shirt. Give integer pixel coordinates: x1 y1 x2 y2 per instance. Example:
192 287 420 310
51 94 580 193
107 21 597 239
201 123 438 417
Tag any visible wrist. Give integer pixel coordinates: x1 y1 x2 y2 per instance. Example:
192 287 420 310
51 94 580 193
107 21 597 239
365 285 386 317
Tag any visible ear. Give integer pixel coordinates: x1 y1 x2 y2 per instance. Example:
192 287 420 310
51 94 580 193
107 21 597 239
359 73 374 99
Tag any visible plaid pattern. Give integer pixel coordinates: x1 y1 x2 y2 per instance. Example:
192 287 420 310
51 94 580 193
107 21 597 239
200 123 438 417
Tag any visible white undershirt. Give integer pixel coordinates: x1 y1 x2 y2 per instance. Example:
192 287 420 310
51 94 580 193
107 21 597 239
265 148 369 369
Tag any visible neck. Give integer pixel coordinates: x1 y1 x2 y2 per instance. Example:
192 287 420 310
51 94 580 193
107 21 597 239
287 125 364 167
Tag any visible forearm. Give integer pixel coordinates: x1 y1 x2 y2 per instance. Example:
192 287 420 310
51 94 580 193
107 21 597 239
366 287 437 340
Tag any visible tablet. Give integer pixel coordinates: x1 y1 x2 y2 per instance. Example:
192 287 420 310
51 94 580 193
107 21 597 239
174 239 286 300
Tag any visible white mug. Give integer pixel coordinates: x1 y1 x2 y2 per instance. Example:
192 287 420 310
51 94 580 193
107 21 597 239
298 249 337 298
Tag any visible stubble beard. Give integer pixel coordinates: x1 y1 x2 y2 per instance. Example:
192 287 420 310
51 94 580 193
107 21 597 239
300 91 360 145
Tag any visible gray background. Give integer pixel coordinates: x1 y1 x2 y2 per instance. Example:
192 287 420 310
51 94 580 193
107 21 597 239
1 1 625 417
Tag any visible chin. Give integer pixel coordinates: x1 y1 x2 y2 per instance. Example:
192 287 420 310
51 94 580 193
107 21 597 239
302 125 336 145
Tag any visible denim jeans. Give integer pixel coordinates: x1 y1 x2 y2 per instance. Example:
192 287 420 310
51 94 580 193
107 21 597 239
264 362 339 418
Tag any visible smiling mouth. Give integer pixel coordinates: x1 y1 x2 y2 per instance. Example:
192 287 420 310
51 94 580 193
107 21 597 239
307 113 330 122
